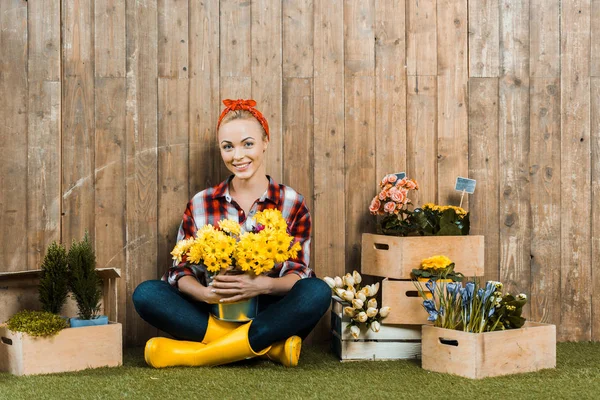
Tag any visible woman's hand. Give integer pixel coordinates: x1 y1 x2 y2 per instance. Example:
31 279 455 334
211 274 273 303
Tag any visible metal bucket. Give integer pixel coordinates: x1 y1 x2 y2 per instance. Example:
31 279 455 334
210 297 258 322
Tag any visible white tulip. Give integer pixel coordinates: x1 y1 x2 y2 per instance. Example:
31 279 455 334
352 299 364 310
370 321 381 333
334 288 346 298
347 285 356 294
367 298 377 309
370 282 380 296
361 286 371 297
350 325 360 339
356 292 367 302
352 271 362 284
357 311 368 323
342 290 355 302
334 276 344 288
344 306 357 317
323 276 336 288
344 273 355 287
379 306 391 318
366 307 378 318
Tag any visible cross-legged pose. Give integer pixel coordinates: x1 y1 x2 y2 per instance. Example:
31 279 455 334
133 99 331 368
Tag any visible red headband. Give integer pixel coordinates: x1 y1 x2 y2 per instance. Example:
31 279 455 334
216 99 270 140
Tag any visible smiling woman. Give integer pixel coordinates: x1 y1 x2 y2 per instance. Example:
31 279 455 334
132 99 331 369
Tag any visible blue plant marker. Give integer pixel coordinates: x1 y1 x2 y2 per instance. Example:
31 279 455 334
455 177 477 194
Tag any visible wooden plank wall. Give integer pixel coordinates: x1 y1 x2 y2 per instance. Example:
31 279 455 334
1 0 599 344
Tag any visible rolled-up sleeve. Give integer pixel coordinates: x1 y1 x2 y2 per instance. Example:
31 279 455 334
279 198 315 279
164 200 198 287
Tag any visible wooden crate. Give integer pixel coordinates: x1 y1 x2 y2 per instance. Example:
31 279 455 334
0 322 122 376
361 233 485 279
331 296 421 361
421 322 556 379
380 278 430 325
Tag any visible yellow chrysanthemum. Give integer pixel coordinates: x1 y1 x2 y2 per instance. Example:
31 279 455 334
420 255 453 271
218 219 241 236
422 203 467 217
171 238 195 263
255 209 287 231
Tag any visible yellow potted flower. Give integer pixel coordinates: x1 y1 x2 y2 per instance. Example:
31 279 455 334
170 209 300 321
411 255 464 283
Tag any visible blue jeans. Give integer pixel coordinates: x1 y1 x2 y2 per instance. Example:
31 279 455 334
132 277 331 351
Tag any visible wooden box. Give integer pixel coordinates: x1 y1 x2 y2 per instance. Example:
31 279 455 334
380 278 429 325
421 322 556 379
330 296 421 361
0 322 122 376
361 233 485 279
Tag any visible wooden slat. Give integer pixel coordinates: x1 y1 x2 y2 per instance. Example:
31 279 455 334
283 78 313 212
62 0 95 245
344 0 375 76
27 82 61 270
407 75 437 205
468 0 499 77
437 0 468 207
468 78 499 282
28 0 60 81
283 0 313 78
313 0 345 341
560 0 592 342
0 0 28 271
95 0 126 78
189 0 220 194
375 0 407 181
158 0 188 78
125 0 159 346
592 0 600 77
94 77 126 330
406 0 437 76
530 0 559 78
27 0 61 270
592 78 600 340
158 78 189 279
345 76 376 270
529 77 561 325
252 0 283 183
498 0 531 315
220 0 251 78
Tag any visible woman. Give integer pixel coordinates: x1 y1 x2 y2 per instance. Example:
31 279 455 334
133 99 331 368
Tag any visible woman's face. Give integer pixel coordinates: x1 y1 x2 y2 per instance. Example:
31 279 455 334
218 118 268 181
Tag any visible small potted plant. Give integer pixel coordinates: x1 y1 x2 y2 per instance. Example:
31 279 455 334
67 233 107 327
411 255 464 282
5 310 68 337
38 241 70 317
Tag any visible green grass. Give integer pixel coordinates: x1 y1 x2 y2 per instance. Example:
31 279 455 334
1 342 599 399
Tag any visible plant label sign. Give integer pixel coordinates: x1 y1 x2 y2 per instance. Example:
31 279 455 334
455 177 476 194
393 172 406 180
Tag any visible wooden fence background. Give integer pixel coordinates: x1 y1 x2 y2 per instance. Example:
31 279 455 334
1 0 599 344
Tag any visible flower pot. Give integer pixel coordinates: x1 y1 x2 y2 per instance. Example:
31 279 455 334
211 297 258 322
70 315 109 328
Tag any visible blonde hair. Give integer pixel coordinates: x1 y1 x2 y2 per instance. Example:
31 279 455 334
219 110 268 139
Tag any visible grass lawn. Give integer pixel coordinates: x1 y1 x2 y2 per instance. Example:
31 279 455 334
1 342 599 399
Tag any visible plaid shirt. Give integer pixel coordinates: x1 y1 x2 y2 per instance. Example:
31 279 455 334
162 175 314 287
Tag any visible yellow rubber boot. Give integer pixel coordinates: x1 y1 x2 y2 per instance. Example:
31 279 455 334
202 315 242 344
262 336 302 367
144 322 270 368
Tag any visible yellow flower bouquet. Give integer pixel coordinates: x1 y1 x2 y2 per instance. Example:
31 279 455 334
170 209 301 276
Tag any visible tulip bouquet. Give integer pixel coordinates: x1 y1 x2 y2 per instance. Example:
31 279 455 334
324 271 391 339
414 279 527 333
411 255 464 282
170 209 301 276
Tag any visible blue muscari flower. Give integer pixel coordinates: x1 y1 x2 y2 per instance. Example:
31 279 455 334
483 281 496 303
465 282 475 298
423 299 436 313
477 288 484 299
446 282 459 295
427 310 439 321
488 307 495 317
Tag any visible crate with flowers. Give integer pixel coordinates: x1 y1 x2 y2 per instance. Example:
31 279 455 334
414 278 556 379
323 271 421 361
362 173 484 279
